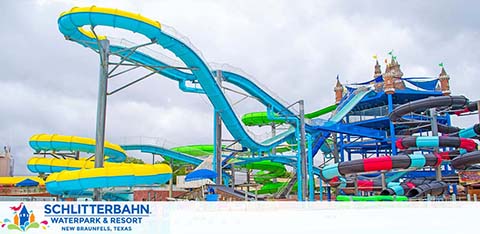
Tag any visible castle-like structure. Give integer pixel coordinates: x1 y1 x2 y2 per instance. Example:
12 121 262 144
334 56 452 101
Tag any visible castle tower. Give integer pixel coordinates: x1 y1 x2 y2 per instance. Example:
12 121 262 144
439 66 451 96
19 206 29 226
0 146 12 177
334 76 344 104
391 58 405 89
29 212 35 223
374 59 382 78
14 214 19 225
383 63 395 94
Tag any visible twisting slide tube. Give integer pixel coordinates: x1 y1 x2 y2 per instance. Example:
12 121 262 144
451 151 480 170
388 95 469 121
389 95 471 134
381 179 448 198
319 153 441 184
396 136 478 152
449 123 480 139
453 100 479 115
245 160 291 194
28 134 172 195
405 181 448 198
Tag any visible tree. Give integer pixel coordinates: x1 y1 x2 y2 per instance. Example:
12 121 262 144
125 156 145 164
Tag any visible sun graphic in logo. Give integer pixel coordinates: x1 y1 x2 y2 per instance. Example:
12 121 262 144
0 202 48 232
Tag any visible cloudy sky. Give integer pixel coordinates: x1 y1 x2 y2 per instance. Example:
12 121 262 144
1 0 479 175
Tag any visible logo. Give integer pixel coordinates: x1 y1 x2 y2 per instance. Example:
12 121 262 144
0 202 48 232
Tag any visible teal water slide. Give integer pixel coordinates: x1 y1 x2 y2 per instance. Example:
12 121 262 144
59 6 383 159
58 7 299 152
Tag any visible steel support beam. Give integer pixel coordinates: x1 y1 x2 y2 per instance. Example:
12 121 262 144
93 39 109 201
299 100 307 201
307 134 314 201
387 94 397 155
214 71 223 185
430 108 442 181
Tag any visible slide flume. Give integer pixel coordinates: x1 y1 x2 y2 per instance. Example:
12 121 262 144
28 134 172 195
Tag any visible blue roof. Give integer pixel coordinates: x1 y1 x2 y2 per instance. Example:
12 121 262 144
16 179 39 187
185 169 217 182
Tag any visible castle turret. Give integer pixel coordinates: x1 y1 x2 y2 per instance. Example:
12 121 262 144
439 66 451 96
374 59 382 78
334 76 343 104
391 58 405 89
19 205 29 227
383 63 395 94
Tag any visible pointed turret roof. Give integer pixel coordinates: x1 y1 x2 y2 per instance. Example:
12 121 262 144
439 67 449 78
335 75 342 87
374 60 382 78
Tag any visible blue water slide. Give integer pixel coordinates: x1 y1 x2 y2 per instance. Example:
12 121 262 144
121 144 203 165
311 88 377 156
219 71 295 117
58 11 295 152
329 88 375 124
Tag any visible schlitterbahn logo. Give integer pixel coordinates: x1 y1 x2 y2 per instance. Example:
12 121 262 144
44 203 150 232
0 202 49 232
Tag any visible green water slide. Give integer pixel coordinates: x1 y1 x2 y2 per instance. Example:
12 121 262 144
336 195 408 202
245 160 295 194
170 144 216 157
241 104 337 127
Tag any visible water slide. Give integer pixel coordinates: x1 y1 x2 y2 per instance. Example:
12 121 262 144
170 145 216 157
451 151 480 170
452 100 479 115
217 63 382 140
59 6 384 155
392 137 478 197
381 179 448 198
27 134 172 195
389 95 471 134
121 145 204 166
244 160 293 194
319 153 442 183
241 104 337 127
390 96 480 171
389 95 470 122
336 195 408 202
396 136 477 152
329 88 375 124
310 88 378 156
58 6 297 152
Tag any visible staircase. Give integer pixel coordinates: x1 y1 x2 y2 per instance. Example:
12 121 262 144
274 173 297 199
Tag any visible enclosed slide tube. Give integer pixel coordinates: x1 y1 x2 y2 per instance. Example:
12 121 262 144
58 7 295 152
396 136 478 152
381 178 435 196
405 181 448 198
319 153 442 185
27 134 172 195
453 100 479 115
451 151 480 170
389 95 469 121
389 95 471 134
380 179 448 198
448 123 480 139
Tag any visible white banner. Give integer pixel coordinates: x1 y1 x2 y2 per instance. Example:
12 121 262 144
0 202 479 234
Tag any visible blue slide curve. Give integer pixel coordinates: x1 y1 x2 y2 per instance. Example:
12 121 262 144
58 7 379 155
58 7 297 152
